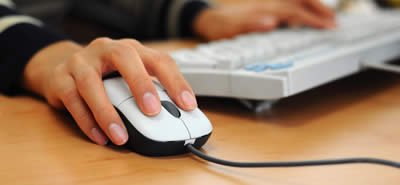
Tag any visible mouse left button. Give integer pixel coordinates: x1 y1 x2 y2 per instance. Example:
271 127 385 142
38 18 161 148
104 77 133 106
118 98 191 142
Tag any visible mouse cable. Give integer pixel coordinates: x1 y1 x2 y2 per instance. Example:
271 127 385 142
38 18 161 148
186 144 400 169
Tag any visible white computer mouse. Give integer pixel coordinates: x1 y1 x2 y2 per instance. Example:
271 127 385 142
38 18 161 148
103 77 213 156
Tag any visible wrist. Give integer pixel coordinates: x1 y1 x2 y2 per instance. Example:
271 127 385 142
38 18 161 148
193 7 215 40
22 40 82 96
193 7 225 41
177 1 212 37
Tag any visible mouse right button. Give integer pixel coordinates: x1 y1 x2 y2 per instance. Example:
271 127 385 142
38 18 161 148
178 108 213 139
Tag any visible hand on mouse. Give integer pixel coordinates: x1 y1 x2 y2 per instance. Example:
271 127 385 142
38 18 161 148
22 39 197 146
193 0 336 41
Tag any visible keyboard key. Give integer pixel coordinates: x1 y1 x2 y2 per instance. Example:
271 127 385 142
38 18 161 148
269 61 294 70
170 50 216 68
245 64 260 71
171 11 400 72
253 64 270 72
245 61 294 72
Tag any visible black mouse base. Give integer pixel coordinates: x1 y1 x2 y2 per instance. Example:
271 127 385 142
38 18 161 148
116 108 211 156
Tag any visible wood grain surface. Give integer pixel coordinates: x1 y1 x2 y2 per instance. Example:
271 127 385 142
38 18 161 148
1 39 400 185
1 0 400 183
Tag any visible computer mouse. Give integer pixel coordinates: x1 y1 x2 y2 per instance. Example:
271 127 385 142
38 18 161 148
103 77 213 156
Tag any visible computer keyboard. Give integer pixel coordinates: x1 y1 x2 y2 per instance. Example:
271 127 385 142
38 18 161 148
169 10 400 103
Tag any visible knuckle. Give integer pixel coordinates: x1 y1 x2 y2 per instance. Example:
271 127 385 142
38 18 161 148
159 52 174 61
52 73 65 92
66 54 98 81
112 42 132 53
121 39 141 46
54 63 66 74
105 42 136 62
149 52 176 66
59 87 77 104
148 53 163 64
132 75 153 86
161 54 177 67
68 53 87 69
90 37 112 47
75 68 97 84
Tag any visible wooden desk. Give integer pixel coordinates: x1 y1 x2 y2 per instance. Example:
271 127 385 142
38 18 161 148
1 40 400 185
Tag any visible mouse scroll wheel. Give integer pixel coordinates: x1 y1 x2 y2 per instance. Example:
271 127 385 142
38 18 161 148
161 101 181 118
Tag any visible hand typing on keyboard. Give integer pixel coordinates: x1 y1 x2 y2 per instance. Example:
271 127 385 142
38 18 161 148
171 10 400 101
193 0 337 41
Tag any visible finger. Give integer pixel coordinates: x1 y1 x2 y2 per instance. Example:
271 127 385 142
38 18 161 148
240 15 279 34
122 39 198 111
287 19 303 29
68 52 128 145
302 0 336 19
101 40 162 116
57 74 108 145
290 6 334 29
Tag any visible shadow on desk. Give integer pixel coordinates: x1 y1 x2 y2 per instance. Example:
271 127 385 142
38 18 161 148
199 69 400 122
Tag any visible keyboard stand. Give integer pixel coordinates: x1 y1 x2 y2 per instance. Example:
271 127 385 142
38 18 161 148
238 99 278 113
362 59 400 74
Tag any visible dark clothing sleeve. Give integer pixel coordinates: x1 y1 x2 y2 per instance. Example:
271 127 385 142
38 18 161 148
71 0 212 40
0 3 66 95
111 0 212 39
0 0 212 95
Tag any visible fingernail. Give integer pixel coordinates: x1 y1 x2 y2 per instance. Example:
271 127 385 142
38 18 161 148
91 127 108 145
181 91 197 110
108 123 128 145
142 92 160 115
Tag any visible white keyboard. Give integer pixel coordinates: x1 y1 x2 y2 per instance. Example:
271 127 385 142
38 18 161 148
170 10 400 102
